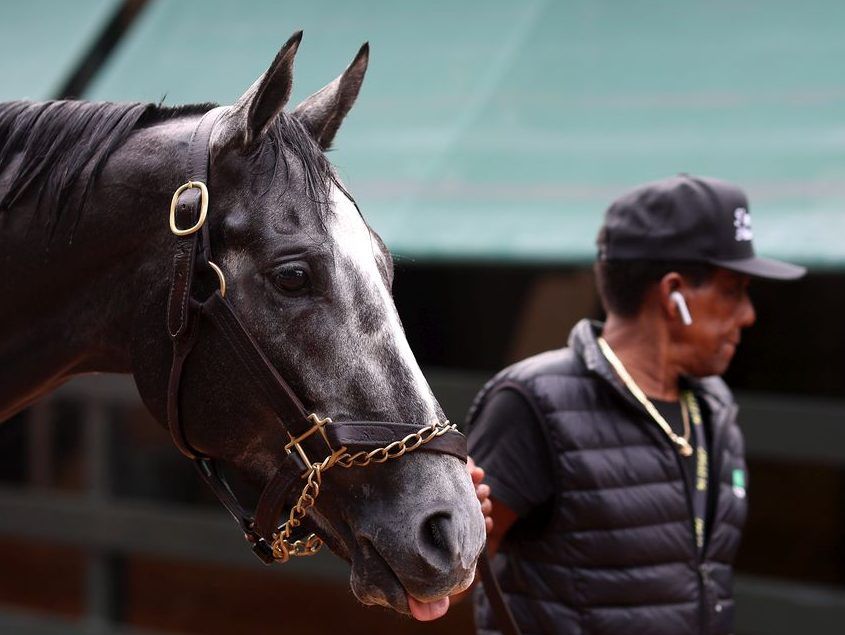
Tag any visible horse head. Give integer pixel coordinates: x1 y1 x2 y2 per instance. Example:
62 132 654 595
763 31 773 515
128 32 485 619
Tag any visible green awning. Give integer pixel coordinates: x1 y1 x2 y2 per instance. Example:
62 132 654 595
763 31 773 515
85 0 845 267
0 0 121 101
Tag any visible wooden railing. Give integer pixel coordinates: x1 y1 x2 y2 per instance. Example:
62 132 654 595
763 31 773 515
1 373 844 634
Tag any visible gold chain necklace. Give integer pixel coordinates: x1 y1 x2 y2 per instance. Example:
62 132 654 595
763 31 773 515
679 397 691 446
597 337 694 457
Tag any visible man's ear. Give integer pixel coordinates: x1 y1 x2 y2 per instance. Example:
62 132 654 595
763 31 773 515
212 31 302 154
292 42 369 150
660 272 689 324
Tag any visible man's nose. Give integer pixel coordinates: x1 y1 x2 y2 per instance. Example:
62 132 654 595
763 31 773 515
741 296 757 328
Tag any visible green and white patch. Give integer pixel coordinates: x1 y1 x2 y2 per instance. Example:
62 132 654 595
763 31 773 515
732 468 747 499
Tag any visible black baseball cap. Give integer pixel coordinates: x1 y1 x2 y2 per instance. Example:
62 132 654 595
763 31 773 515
597 174 806 280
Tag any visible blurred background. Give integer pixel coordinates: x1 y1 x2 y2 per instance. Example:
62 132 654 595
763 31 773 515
1 0 844 633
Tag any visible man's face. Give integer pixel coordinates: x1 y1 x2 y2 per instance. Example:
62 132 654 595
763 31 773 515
680 268 756 377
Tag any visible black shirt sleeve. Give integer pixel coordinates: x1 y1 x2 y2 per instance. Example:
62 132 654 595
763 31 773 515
467 388 556 516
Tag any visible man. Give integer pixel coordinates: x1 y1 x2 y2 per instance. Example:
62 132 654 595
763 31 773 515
466 175 805 635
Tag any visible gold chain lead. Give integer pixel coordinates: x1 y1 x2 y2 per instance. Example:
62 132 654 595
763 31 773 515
271 421 458 562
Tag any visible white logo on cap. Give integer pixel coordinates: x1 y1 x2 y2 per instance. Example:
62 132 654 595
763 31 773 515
734 208 753 242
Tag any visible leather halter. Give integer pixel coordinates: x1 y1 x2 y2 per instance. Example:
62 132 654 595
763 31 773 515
165 107 467 564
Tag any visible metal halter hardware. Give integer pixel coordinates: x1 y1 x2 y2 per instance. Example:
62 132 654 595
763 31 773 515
169 181 208 236
273 419 459 562
285 413 341 471
164 106 467 565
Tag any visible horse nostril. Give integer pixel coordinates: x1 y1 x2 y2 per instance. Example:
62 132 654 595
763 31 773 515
423 512 453 554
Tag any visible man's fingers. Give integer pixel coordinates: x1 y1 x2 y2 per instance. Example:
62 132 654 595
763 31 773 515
467 456 492 534
467 457 485 484
480 498 492 516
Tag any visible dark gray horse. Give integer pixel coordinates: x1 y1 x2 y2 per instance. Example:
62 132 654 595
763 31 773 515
0 32 485 620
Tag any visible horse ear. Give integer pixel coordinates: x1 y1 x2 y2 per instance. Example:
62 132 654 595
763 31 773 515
214 31 302 151
292 42 369 150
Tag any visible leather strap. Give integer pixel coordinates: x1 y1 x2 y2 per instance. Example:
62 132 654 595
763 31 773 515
167 189 201 338
326 421 466 458
253 459 304 540
164 107 278 560
166 106 228 458
201 292 311 427
479 550 521 635
166 106 226 337
166 307 201 458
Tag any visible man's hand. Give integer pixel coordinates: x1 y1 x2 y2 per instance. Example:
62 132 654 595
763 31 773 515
466 456 493 534
452 457 519 605
448 456 495 606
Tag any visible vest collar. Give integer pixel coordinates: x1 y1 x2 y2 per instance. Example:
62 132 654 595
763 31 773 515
569 319 631 402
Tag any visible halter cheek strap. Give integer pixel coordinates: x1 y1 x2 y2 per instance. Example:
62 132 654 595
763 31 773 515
165 106 467 565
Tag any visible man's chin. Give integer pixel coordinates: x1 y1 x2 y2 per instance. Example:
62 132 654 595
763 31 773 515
688 351 734 378
714 352 735 376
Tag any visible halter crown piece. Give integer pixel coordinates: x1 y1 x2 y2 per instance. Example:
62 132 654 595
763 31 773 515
165 107 467 563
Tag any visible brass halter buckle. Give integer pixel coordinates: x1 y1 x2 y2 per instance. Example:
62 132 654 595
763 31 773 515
284 413 345 472
167 180 227 297
169 180 209 236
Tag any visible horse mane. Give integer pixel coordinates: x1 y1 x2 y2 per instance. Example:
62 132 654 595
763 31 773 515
0 100 334 240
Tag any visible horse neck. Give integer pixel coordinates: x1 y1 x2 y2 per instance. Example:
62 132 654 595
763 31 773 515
0 115 200 420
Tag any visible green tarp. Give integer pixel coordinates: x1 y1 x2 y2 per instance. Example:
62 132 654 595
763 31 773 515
56 1 845 266
0 0 121 101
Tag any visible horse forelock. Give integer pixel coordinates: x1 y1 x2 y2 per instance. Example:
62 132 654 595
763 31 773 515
258 113 338 227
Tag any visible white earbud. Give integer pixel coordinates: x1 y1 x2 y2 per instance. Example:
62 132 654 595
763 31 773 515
670 291 693 326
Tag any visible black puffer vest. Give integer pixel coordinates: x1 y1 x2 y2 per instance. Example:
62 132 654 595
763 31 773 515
467 320 747 635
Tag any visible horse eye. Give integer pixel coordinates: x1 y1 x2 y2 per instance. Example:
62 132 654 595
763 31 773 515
272 266 310 294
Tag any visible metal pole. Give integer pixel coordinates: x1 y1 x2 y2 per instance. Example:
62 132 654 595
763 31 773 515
83 400 122 634
26 400 53 488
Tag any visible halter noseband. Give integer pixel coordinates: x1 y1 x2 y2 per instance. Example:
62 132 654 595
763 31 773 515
165 107 467 564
